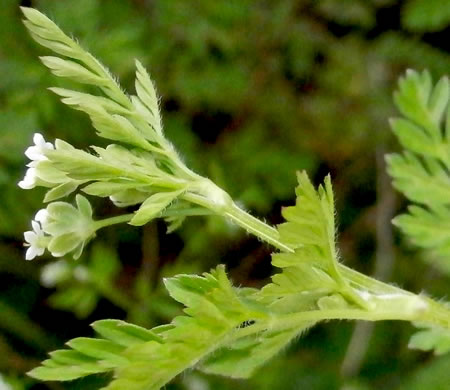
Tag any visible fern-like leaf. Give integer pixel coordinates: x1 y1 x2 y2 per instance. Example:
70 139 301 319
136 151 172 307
29 266 264 389
409 324 450 355
387 69 450 355
27 319 159 381
200 173 348 379
28 175 347 386
262 171 342 303
387 70 450 265
106 265 265 390
21 7 165 151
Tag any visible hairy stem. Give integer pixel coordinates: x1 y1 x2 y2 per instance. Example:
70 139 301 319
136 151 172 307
213 198 450 329
224 203 294 253
232 294 449 344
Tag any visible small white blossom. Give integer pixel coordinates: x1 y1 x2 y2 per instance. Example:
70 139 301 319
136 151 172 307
18 133 55 190
18 167 38 189
35 208 49 225
25 132 54 161
24 221 47 260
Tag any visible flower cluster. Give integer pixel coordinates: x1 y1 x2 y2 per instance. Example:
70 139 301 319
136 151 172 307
24 195 97 260
18 132 74 198
18 133 55 189
18 6 236 261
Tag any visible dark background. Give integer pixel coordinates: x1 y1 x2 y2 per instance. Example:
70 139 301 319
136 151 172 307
1 0 450 389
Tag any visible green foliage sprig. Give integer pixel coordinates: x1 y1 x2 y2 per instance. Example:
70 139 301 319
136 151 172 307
18 7 450 390
387 69 450 355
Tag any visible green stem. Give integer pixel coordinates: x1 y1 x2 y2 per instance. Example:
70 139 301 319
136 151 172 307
231 294 449 344
209 198 450 328
224 203 294 253
223 203 366 309
94 214 134 230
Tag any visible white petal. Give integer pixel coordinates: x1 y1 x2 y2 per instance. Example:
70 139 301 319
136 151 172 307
24 231 36 243
18 168 37 189
25 146 46 161
24 133 54 161
33 132 45 146
31 220 42 233
26 161 38 168
25 246 38 260
18 179 32 189
44 141 54 150
35 209 49 224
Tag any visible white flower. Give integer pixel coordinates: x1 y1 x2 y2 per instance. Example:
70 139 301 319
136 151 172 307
25 132 54 161
24 221 47 260
35 208 49 224
18 167 38 189
18 133 55 190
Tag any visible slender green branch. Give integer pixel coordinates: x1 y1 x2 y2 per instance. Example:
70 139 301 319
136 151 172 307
93 213 134 230
210 197 450 327
224 203 294 253
232 296 449 343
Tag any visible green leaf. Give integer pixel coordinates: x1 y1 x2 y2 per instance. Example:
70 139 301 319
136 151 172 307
82 105 150 149
76 194 93 219
21 6 130 107
48 141 124 181
388 70 450 278
48 233 81 256
49 87 130 115
164 215 186 233
21 7 164 151
390 118 442 159
266 172 341 303
201 323 313 379
44 181 78 202
409 325 450 355
199 173 346 380
66 338 127 364
46 202 78 222
82 181 144 197
386 152 450 207
49 350 98 365
134 60 162 136
27 266 265 388
40 56 107 86
393 205 450 255
92 320 163 347
129 190 184 226
103 266 259 390
28 362 110 381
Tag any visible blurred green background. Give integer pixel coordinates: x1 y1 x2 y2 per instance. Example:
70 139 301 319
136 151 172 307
1 0 450 389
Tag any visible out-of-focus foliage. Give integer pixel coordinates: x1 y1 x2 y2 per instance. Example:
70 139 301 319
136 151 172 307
402 0 450 32
1 0 450 389
386 69 450 356
387 70 450 272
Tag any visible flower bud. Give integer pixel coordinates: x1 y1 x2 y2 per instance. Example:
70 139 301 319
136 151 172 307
24 195 96 260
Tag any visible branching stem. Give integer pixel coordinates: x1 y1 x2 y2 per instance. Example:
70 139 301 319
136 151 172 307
207 196 450 329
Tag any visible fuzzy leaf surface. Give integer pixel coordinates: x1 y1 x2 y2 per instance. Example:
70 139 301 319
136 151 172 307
387 70 450 268
387 69 450 354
